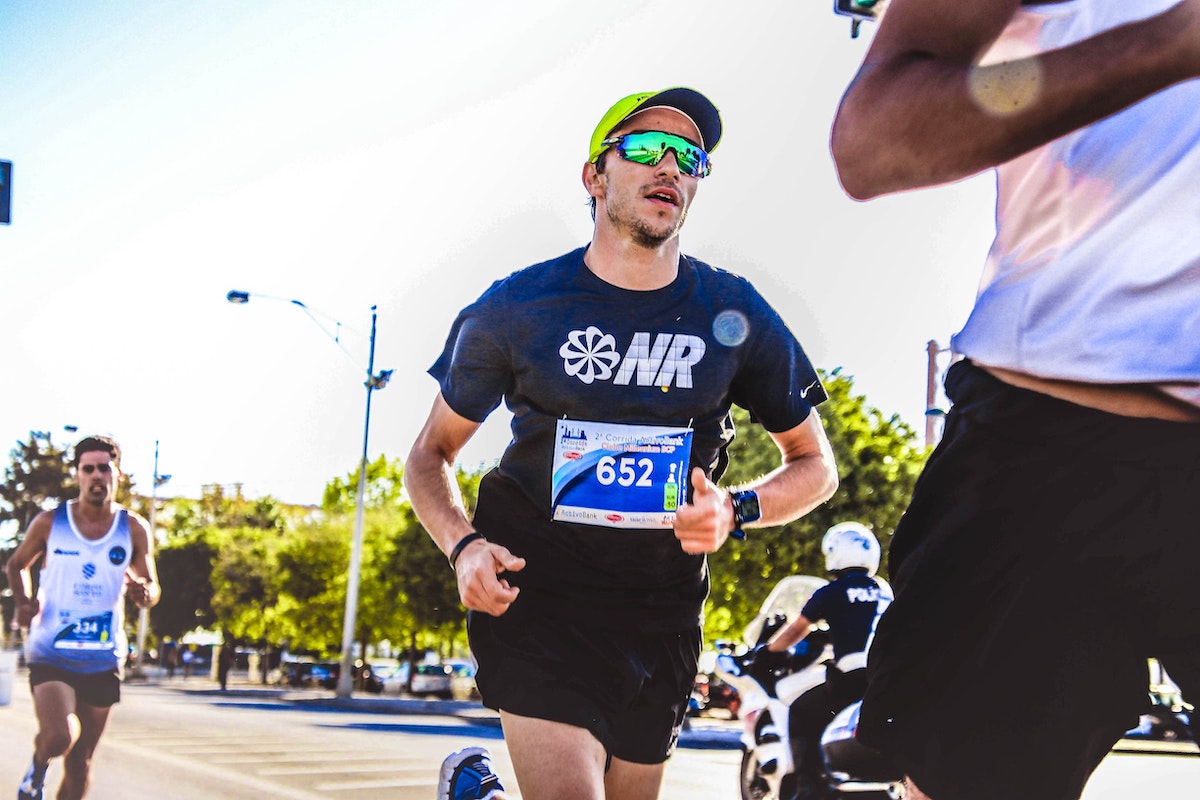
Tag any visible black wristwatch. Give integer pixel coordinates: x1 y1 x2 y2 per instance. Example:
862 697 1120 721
730 489 761 540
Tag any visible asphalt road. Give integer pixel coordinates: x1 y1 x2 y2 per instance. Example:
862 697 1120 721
2 668 1198 799
0 670 740 799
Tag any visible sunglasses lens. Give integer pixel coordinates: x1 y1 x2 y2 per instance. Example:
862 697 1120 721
613 133 709 177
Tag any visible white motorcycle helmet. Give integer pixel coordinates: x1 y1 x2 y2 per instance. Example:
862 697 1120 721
822 521 881 576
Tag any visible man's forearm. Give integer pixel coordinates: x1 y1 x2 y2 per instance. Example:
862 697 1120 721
5 564 29 606
833 2 1200 198
743 451 838 529
405 449 478 558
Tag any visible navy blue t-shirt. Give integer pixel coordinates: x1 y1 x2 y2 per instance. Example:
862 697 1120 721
430 246 827 631
801 571 893 660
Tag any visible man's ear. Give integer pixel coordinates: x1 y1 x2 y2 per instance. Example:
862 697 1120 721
582 161 604 199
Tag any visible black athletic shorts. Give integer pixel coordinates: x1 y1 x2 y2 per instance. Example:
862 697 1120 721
468 603 701 764
29 663 122 708
858 360 1200 800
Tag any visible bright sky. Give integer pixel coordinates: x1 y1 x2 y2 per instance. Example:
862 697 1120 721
0 1 996 508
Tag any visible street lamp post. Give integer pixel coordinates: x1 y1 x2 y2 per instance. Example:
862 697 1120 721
226 290 392 699
135 440 170 674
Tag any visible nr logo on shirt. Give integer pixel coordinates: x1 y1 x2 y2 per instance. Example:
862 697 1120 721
559 326 706 388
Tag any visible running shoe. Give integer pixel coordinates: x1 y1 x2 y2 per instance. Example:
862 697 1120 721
17 757 46 800
437 746 504 800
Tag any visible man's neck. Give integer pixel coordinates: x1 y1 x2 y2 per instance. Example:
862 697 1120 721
68 496 115 534
585 228 681 291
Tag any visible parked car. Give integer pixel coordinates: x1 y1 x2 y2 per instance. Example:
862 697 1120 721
277 660 325 688
447 659 479 701
277 660 383 693
378 661 455 698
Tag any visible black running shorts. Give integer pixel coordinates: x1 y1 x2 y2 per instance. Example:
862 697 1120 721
858 360 1200 800
468 604 701 764
29 663 122 708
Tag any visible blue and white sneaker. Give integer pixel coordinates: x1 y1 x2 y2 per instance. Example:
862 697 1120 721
17 757 47 800
437 746 505 800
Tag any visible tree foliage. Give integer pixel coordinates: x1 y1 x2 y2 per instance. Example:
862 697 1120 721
208 526 281 645
271 518 348 653
322 454 405 514
152 533 217 640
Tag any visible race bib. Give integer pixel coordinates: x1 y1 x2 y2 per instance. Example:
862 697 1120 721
551 419 693 529
52 611 115 651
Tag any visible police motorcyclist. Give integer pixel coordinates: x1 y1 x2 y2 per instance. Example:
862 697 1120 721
757 522 893 798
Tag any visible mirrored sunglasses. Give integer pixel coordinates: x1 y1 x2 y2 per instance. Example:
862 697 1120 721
600 131 712 178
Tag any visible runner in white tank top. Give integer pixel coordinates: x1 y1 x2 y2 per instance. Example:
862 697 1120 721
6 436 159 800
25 503 134 674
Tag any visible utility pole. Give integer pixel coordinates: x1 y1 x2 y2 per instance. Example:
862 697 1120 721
925 340 951 448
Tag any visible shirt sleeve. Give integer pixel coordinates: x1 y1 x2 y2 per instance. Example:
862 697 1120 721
428 280 514 423
801 583 831 623
731 283 827 432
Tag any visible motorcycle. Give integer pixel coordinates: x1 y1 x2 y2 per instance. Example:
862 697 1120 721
1121 657 1195 747
716 575 902 800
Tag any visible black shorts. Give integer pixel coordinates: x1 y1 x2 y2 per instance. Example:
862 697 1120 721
858 361 1200 800
29 663 122 708
468 605 701 764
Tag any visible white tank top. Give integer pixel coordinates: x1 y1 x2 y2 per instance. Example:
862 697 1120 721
951 0 1200 407
26 503 132 673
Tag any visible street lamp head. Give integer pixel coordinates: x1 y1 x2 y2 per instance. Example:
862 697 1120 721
369 369 393 390
227 290 251 304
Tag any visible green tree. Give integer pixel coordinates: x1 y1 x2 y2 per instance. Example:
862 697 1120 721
152 533 218 640
706 368 927 642
208 526 281 646
150 487 286 651
370 475 478 650
359 467 479 687
164 484 284 539
322 454 405 514
0 433 72 544
273 519 350 653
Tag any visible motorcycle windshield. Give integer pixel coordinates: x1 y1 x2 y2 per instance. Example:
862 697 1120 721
742 575 829 649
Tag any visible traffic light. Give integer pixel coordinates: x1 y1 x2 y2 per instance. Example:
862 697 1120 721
0 160 11 225
834 0 882 37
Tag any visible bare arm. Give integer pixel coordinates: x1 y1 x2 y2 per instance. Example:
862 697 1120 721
405 393 526 616
124 512 161 608
673 408 839 554
5 511 52 626
832 0 1200 199
766 614 815 653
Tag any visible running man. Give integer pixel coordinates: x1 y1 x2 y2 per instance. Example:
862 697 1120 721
829 2 1200 799
6 435 160 800
407 87 840 800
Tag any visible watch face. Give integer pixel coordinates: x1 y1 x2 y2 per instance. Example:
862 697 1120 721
736 491 761 523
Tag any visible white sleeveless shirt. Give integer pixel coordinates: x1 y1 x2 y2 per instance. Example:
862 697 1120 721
951 0 1200 407
26 503 132 673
